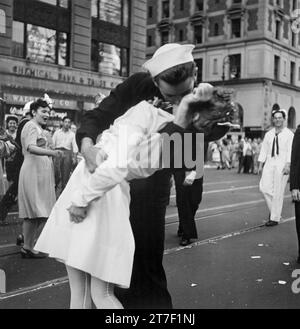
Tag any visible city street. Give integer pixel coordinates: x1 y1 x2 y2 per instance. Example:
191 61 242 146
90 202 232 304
0 167 299 309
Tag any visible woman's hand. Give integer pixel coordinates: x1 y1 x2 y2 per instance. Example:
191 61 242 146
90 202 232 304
68 205 88 223
174 83 214 128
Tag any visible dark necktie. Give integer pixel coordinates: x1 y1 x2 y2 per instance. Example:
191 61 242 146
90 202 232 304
271 133 279 157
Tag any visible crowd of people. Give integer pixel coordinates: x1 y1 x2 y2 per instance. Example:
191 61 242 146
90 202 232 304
208 136 263 174
0 42 300 311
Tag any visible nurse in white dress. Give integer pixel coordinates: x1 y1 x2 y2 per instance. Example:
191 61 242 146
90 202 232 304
258 109 294 226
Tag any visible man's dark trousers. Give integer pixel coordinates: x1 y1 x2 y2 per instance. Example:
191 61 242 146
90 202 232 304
294 201 300 257
174 171 202 239
115 170 173 309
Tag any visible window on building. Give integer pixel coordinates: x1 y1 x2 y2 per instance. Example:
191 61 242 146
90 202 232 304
91 0 129 27
91 41 129 77
228 54 241 79
37 0 69 8
0 9 6 34
196 0 204 11
275 20 281 40
292 32 296 47
179 29 184 41
214 23 219 36
213 59 218 75
148 6 153 18
274 55 280 80
162 1 170 18
11 21 69 66
194 25 203 44
291 61 296 85
147 34 153 47
283 60 287 76
161 30 169 45
180 0 184 11
195 58 203 83
231 18 241 38
233 0 242 3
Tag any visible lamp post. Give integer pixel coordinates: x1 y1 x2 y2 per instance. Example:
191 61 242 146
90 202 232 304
222 55 231 82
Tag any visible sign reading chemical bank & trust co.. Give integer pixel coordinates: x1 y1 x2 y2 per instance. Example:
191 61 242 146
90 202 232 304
0 57 123 90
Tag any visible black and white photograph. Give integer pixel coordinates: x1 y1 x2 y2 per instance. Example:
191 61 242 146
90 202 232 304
0 0 300 315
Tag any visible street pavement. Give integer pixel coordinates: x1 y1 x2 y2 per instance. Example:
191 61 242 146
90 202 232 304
1 167 300 309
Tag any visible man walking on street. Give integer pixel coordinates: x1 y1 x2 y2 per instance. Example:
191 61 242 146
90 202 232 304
53 116 78 196
258 109 294 227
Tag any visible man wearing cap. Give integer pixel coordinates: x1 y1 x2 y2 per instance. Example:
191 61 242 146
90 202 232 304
76 43 228 309
258 109 294 227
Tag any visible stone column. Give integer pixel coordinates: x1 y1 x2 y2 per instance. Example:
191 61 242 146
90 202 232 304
71 0 92 70
0 0 12 57
130 0 147 74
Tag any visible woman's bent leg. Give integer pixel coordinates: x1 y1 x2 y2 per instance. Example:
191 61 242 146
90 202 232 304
65 265 92 309
91 277 123 309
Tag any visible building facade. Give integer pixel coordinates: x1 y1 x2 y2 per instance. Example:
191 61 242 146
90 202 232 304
0 0 146 130
147 0 300 137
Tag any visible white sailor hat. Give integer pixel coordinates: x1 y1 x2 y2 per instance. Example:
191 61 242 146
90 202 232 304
143 43 195 78
22 101 34 116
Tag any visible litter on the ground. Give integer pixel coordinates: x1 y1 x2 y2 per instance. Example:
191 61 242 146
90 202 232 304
251 256 261 259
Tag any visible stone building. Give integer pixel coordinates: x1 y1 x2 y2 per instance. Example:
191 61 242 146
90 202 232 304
0 0 146 130
147 0 300 137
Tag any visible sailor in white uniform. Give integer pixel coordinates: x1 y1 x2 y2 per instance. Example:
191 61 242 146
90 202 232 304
258 109 294 226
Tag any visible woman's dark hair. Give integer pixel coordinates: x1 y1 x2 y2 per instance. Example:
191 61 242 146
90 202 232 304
62 116 71 122
154 62 196 86
6 115 18 126
29 99 50 116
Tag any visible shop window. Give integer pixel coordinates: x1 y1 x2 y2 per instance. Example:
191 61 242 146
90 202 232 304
0 9 6 34
91 41 129 77
91 0 129 27
37 0 70 8
12 21 70 66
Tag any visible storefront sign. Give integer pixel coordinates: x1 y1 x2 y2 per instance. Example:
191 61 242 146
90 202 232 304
3 93 77 110
0 57 123 90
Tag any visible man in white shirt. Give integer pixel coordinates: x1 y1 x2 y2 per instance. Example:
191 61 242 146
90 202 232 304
52 116 78 195
258 109 294 226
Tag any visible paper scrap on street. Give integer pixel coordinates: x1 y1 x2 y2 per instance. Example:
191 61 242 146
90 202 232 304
251 256 261 259
278 281 287 285
283 263 290 266
191 284 198 287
